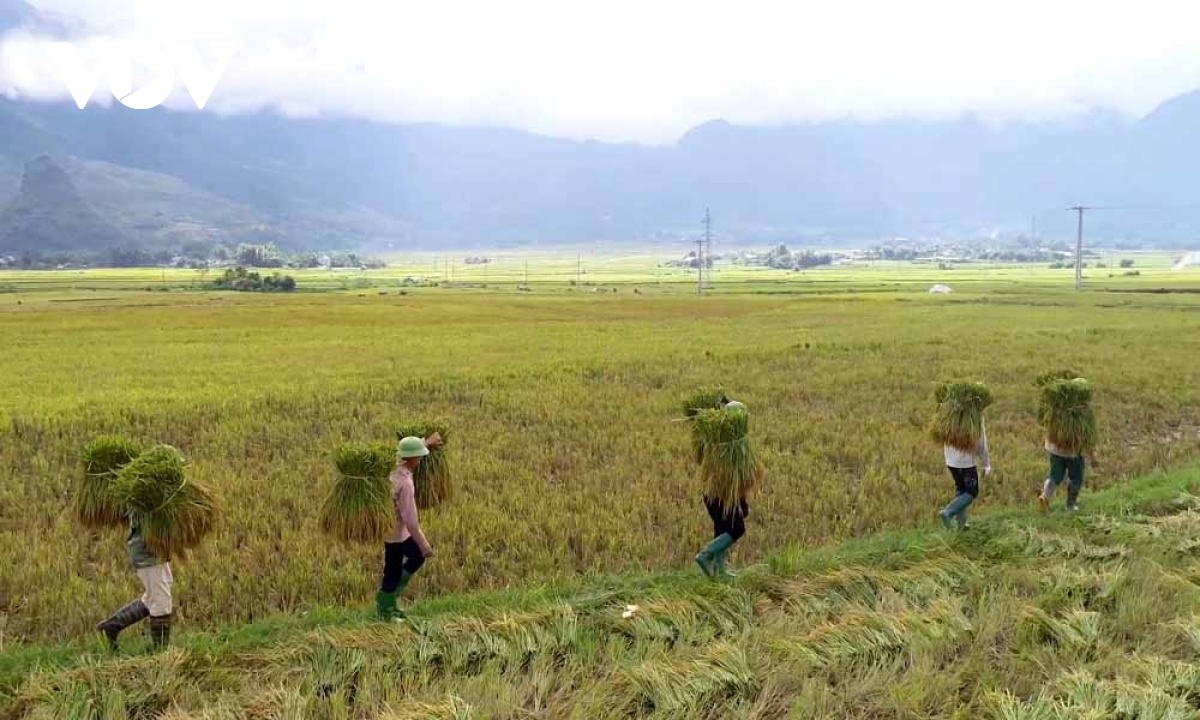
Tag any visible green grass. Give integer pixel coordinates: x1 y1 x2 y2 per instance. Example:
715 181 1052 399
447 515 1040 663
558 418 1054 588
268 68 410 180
2 464 1199 719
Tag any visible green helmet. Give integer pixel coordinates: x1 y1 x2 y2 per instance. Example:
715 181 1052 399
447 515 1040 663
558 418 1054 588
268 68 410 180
397 436 430 459
724 400 746 412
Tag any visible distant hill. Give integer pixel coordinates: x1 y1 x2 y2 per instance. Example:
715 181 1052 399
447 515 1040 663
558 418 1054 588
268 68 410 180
0 155 125 253
5 69 1200 250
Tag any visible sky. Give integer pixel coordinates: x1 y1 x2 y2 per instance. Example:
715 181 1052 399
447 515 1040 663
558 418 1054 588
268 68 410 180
3 0 1200 144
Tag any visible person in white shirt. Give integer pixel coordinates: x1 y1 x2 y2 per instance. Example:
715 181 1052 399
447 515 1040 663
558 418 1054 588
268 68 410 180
940 419 992 530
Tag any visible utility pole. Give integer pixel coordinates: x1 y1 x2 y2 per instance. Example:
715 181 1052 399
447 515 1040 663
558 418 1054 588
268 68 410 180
524 261 529 286
1070 205 1089 290
576 253 582 289
695 235 705 294
703 207 713 289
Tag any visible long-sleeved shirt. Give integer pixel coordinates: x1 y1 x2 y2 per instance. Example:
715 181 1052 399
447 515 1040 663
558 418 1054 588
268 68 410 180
944 420 990 469
385 464 430 552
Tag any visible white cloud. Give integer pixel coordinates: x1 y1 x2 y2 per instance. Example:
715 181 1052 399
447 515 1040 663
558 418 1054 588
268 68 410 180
4 0 1200 143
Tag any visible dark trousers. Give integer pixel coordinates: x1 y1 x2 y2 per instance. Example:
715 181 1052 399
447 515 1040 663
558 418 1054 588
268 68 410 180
380 538 425 593
941 466 979 527
705 496 749 543
1046 453 1085 506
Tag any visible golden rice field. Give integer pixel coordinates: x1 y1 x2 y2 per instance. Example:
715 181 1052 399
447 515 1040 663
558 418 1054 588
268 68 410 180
1 268 1199 646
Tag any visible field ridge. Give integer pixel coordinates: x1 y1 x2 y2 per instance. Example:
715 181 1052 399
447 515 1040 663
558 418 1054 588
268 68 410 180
3 464 1200 719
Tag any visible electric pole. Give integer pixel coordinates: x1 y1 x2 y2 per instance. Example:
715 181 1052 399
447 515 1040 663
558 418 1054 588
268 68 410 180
703 208 713 289
576 253 582 289
695 235 705 294
1070 205 1089 290
524 261 528 286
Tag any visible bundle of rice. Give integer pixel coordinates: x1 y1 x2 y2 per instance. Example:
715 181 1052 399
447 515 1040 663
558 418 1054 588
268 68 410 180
75 436 141 529
929 382 994 451
1039 378 1097 455
692 406 763 511
321 443 396 544
682 387 731 464
681 386 730 418
1037 369 1081 387
110 445 219 560
395 422 452 509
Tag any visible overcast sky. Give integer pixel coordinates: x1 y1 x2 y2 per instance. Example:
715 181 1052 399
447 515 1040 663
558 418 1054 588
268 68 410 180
3 0 1200 143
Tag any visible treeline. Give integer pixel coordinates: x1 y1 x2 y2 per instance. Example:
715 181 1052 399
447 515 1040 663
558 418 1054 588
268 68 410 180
1 241 385 270
752 244 835 270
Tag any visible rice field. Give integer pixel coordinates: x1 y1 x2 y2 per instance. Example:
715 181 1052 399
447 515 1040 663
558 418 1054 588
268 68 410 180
1 263 1199 647
4 463 1200 718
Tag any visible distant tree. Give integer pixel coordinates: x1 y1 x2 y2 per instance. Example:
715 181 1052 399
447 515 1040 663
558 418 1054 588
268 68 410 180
1119 258 1135 268
212 267 296 292
236 243 283 268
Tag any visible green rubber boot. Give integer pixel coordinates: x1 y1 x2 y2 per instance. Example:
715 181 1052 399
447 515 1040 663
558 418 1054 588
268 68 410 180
375 590 399 621
713 545 738 578
695 534 734 579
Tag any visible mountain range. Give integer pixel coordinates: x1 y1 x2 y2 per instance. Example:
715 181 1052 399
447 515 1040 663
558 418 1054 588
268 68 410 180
3 1 1200 253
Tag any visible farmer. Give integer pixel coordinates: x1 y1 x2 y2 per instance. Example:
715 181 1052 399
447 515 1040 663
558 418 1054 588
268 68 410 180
940 418 991 530
695 399 750 578
1039 441 1094 513
96 519 173 651
376 432 442 621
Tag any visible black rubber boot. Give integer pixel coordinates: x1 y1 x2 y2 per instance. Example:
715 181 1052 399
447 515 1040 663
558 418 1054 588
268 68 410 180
96 600 150 651
148 614 171 650
1066 484 1081 511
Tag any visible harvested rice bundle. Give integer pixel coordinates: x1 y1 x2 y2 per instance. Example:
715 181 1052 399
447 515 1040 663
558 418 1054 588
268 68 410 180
693 407 763 511
321 443 396 543
1037 369 1081 387
1039 378 1097 455
683 387 730 464
396 422 452 509
681 386 730 418
75 436 141 528
111 445 219 560
929 382 994 451
1036 369 1082 426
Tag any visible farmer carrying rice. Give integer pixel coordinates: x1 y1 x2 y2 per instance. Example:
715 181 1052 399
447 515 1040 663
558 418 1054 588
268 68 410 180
693 399 760 579
376 432 443 621
91 443 215 651
95 518 174 650
930 382 993 531
1036 375 1098 513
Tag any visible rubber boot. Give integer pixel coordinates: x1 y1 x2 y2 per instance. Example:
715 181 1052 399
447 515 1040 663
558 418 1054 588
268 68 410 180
390 570 418 620
1066 483 1080 512
375 590 399 621
713 545 738 578
695 534 734 579
96 600 150 652
147 614 171 650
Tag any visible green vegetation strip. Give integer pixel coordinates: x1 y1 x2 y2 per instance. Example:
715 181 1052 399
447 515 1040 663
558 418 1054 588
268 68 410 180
3 465 1199 719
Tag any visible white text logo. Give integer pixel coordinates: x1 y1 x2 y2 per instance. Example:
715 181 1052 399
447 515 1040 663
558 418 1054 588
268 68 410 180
44 40 240 110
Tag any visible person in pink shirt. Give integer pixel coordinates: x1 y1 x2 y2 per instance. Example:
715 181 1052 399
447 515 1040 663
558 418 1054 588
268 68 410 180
376 432 442 621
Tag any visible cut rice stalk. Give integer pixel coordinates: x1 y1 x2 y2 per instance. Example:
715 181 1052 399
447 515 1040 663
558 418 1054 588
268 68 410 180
111 445 219 560
75 436 141 529
929 382 993 451
1039 377 1097 455
693 407 762 511
321 443 396 544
